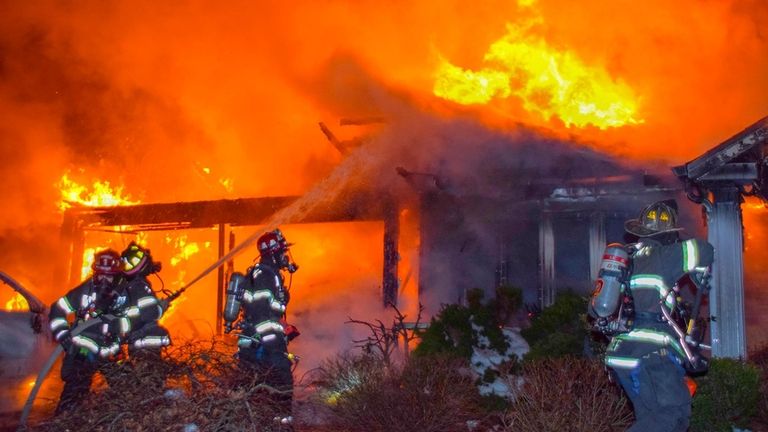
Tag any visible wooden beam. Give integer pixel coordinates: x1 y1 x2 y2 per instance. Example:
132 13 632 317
216 223 226 336
383 201 400 307
64 194 387 232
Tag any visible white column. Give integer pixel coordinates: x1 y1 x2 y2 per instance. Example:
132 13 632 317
588 212 606 282
539 212 555 307
707 187 747 359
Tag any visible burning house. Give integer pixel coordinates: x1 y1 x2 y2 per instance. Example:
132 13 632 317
49 117 705 344
1 0 767 427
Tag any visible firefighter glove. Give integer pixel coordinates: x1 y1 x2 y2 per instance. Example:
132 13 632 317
99 315 121 337
59 331 73 353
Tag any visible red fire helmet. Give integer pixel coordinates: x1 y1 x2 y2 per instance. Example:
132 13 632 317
257 230 290 256
92 249 122 276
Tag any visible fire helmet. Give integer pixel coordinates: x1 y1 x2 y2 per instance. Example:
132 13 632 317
257 229 298 272
257 229 290 256
92 249 122 276
121 242 159 277
92 249 122 292
624 200 683 237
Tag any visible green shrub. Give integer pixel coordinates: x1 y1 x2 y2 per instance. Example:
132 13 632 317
748 343 768 428
414 302 475 358
414 286 523 359
690 358 761 432
413 287 526 409
520 291 589 361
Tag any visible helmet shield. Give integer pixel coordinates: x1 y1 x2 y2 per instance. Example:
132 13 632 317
624 200 683 237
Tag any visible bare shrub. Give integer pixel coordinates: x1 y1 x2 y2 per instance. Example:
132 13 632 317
312 353 486 432
30 338 290 432
500 356 631 432
346 302 423 366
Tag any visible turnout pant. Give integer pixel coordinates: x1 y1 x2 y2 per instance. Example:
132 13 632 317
612 351 691 432
56 354 105 415
238 344 294 418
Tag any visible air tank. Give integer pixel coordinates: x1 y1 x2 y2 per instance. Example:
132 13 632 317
590 243 630 318
224 272 247 326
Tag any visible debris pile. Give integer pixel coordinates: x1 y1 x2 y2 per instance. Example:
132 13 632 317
30 339 290 432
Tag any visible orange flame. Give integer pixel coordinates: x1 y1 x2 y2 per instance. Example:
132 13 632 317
166 234 207 267
57 172 140 211
4 292 27 311
433 1 643 129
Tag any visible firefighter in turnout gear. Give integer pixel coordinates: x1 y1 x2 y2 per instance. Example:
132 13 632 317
48 247 169 414
224 229 299 428
590 200 714 432
120 242 171 354
49 249 124 414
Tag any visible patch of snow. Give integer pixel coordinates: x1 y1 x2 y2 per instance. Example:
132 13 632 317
469 321 529 400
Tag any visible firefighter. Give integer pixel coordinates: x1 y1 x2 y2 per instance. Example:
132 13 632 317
48 249 125 414
595 200 714 432
49 247 171 414
224 228 300 428
119 242 171 356
118 242 172 389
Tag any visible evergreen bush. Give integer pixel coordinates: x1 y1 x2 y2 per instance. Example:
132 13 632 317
690 358 760 432
520 291 589 361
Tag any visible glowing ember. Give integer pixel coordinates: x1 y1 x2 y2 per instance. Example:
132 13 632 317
4 292 27 311
219 178 234 192
57 173 140 211
433 4 643 129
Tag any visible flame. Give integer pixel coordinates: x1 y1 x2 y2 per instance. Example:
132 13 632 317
433 3 643 129
167 235 203 267
81 246 97 280
219 178 234 192
4 292 27 311
55 174 141 279
742 198 767 254
159 295 187 326
57 172 140 211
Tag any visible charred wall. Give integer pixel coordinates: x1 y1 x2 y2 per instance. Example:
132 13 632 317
416 170 695 313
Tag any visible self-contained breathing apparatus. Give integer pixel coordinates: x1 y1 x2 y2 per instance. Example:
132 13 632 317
590 242 712 373
223 272 247 334
223 229 299 337
589 243 634 335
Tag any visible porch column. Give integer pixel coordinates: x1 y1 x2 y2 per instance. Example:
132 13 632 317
588 212 606 282
539 211 555 307
707 187 747 359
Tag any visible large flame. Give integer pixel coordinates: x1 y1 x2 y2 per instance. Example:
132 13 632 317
433 2 643 129
57 173 140 211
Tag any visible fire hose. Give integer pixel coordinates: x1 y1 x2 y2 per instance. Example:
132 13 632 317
18 226 279 428
18 315 114 429
164 227 274 303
